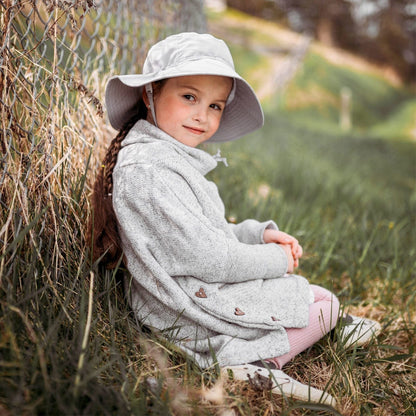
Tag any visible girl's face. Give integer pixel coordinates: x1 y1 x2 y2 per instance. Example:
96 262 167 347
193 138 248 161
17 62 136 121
148 75 233 147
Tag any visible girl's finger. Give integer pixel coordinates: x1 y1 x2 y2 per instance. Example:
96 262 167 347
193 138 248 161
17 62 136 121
291 242 300 257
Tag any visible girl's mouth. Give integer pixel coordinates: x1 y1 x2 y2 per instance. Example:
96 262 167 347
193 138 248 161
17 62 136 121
184 126 204 135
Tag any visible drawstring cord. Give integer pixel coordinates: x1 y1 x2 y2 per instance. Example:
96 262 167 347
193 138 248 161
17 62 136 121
212 149 228 167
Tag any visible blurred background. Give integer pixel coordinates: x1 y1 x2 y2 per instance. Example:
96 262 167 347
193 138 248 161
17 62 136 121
218 0 415 83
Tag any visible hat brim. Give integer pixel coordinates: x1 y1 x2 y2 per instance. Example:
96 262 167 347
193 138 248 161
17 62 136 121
105 58 263 142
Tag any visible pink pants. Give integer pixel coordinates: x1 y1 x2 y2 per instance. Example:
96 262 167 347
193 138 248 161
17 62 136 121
267 285 340 369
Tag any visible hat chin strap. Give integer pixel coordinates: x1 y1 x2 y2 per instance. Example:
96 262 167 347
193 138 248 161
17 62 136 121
227 79 236 105
145 83 158 127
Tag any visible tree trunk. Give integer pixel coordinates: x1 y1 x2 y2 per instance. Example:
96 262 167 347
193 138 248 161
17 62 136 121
316 16 335 47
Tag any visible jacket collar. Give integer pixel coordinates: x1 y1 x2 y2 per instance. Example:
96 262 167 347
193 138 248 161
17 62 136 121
122 119 219 176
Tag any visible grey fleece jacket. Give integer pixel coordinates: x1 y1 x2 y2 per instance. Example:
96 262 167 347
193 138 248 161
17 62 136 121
113 120 312 368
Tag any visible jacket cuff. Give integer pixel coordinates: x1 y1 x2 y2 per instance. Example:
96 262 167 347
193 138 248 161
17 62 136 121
260 220 279 243
230 219 279 245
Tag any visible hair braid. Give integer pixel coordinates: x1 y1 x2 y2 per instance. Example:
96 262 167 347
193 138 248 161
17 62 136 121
88 105 146 269
102 133 123 196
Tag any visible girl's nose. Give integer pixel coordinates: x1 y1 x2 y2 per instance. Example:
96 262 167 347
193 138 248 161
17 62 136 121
192 106 208 122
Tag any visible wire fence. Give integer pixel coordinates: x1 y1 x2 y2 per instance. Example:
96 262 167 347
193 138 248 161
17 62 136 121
0 0 206 287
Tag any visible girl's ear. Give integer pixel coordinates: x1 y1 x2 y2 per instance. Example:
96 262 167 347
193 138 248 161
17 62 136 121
142 87 149 107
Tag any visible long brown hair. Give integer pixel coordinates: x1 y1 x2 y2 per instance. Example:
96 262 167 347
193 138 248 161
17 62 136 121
88 100 147 269
88 80 166 268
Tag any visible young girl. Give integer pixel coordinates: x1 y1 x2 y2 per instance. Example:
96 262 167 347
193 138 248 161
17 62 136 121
90 32 380 404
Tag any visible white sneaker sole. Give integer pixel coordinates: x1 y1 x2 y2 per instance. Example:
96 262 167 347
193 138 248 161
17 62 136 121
221 364 336 407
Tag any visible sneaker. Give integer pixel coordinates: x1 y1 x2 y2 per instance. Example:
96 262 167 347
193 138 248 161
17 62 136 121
338 314 381 349
221 363 336 407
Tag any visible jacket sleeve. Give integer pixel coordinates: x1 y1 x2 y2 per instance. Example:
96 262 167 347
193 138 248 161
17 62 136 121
113 164 288 284
229 219 279 244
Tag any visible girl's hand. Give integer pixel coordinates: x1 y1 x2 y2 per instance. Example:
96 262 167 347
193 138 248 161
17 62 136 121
263 229 303 270
279 244 295 274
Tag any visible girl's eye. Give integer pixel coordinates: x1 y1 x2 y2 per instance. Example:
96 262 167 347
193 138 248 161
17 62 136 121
210 103 222 111
183 94 195 101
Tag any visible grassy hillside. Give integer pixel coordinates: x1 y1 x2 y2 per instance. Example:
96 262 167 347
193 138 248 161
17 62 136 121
281 52 414 140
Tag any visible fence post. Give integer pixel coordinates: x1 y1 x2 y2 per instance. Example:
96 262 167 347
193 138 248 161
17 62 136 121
340 86 352 131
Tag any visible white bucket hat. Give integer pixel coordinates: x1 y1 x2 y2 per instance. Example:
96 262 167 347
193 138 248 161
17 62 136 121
105 32 264 143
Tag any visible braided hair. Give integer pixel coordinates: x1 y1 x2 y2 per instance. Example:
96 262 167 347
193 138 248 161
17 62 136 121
89 80 166 268
88 100 147 269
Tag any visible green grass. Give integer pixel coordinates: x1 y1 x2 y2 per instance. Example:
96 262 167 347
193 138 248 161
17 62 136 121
369 98 416 141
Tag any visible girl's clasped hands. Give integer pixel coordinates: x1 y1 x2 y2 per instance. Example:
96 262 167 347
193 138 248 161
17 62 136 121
263 229 303 273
